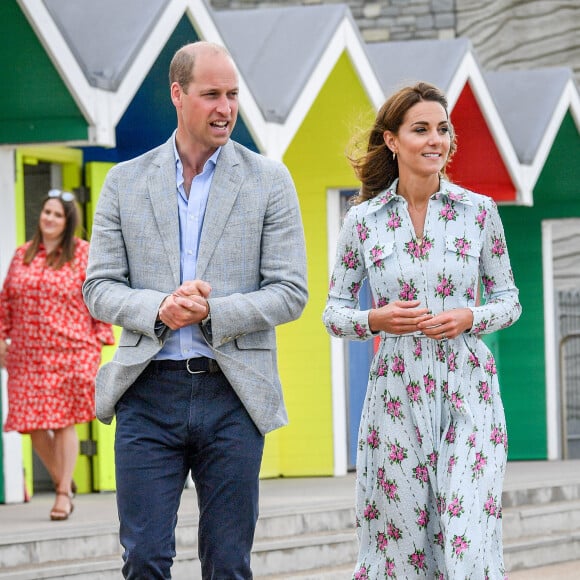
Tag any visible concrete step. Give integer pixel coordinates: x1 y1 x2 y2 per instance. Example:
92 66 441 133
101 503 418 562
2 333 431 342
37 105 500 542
504 529 580 572
502 498 580 540
2 473 580 579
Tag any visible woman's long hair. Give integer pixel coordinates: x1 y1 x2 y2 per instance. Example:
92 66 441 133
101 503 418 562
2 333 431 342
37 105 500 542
348 82 457 204
23 194 80 269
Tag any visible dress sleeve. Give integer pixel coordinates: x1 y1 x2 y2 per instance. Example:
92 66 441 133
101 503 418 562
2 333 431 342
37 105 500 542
468 198 522 335
322 207 375 341
0 249 22 340
76 239 116 346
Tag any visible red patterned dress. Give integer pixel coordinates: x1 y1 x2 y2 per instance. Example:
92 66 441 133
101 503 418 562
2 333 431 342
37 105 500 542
0 239 115 433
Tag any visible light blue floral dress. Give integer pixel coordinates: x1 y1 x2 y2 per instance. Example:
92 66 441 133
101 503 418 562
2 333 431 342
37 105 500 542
323 179 521 580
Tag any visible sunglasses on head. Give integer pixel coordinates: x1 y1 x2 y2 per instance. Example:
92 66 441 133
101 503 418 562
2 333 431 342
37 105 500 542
48 189 75 202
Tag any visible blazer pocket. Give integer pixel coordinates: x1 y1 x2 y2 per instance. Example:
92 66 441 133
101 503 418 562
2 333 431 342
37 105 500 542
118 330 143 348
235 329 275 350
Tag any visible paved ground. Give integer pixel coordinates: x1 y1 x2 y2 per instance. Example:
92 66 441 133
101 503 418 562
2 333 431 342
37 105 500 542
1 460 579 577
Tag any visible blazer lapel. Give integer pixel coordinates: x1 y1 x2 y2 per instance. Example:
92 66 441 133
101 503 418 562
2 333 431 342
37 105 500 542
148 139 181 288
196 141 242 279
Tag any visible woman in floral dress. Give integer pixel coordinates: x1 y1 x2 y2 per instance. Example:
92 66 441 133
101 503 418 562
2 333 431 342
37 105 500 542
323 83 521 579
0 190 114 520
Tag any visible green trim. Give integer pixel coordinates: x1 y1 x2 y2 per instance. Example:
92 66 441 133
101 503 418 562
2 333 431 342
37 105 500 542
0 2 88 144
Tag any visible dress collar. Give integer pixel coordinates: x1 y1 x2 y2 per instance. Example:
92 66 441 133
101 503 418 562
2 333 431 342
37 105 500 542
366 178 474 215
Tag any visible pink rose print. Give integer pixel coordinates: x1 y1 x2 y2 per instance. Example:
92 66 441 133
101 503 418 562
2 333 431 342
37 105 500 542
363 501 380 521
387 521 403 540
329 323 345 337
468 352 480 369
376 293 389 307
415 506 429 529
423 373 436 396
387 210 402 231
406 380 422 403
354 322 366 337
477 381 491 404
447 454 457 474
377 468 400 502
439 202 458 222
370 244 386 269
436 345 446 363
385 558 396 577
467 431 477 448
454 237 471 261
383 394 405 422
451 534 470 559
416 426 423 445
434 530 444 547
472 319 489 334
398 278 419 301
427 451 438 469
376 530 389 552
449 390 465 411
329 275 335 290
413 462 429 486
366 426 381 449
405 236 432 260
348 281 361 299
471 451 487 480
388 440 408 464
354 565 370 580
491 236 506 257
435 273 455 300
413 338 423 360
484 494 500 518
447 350 458 372
341 245 360 270
434 572 445 580
356 219 370 242
408 548 427 572
445 423 456 443
376 356 388 377
481 274 495 294
476 204 487 229
447 494 464 518
465 286 475 301
391 355 405 376
484 355 497 375
490 424 506 447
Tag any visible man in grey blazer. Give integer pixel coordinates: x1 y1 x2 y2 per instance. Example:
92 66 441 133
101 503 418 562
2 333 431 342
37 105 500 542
83 41 308 579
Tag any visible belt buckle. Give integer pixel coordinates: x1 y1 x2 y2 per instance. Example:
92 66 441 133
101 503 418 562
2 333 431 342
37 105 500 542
186 358 206 375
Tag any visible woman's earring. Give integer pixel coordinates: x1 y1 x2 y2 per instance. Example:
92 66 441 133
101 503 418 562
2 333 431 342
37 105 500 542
392 151 396 161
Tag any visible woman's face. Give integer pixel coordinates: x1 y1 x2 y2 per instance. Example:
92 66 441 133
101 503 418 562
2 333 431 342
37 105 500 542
384 100 451 181
39 199 67 242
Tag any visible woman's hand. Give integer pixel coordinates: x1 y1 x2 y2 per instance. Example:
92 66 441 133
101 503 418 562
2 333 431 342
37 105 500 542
368 300 432 334
417 307 474 340
0 339 8 368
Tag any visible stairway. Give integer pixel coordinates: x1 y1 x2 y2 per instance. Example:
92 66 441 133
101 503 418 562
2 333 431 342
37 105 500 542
0 466 579 579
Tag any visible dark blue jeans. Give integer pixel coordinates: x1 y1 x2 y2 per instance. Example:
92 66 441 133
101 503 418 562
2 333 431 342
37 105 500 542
114 365 265 579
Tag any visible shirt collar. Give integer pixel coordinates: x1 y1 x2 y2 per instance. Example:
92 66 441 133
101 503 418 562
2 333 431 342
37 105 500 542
366 178 473 215
172 131 221 186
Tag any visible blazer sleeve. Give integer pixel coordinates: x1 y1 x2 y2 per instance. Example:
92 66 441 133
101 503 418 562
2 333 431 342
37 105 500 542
82 163 169 341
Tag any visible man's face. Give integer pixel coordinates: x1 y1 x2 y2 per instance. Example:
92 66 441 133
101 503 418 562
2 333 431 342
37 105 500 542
172 50 239 153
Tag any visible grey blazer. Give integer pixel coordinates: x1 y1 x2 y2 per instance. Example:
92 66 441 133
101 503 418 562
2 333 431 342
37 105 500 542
83 138 308 435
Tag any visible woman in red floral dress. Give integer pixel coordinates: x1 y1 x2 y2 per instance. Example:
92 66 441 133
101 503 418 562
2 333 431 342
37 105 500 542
0 190 114 520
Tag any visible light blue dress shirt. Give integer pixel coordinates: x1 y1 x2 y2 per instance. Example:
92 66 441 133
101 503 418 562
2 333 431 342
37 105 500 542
155 134 221 360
